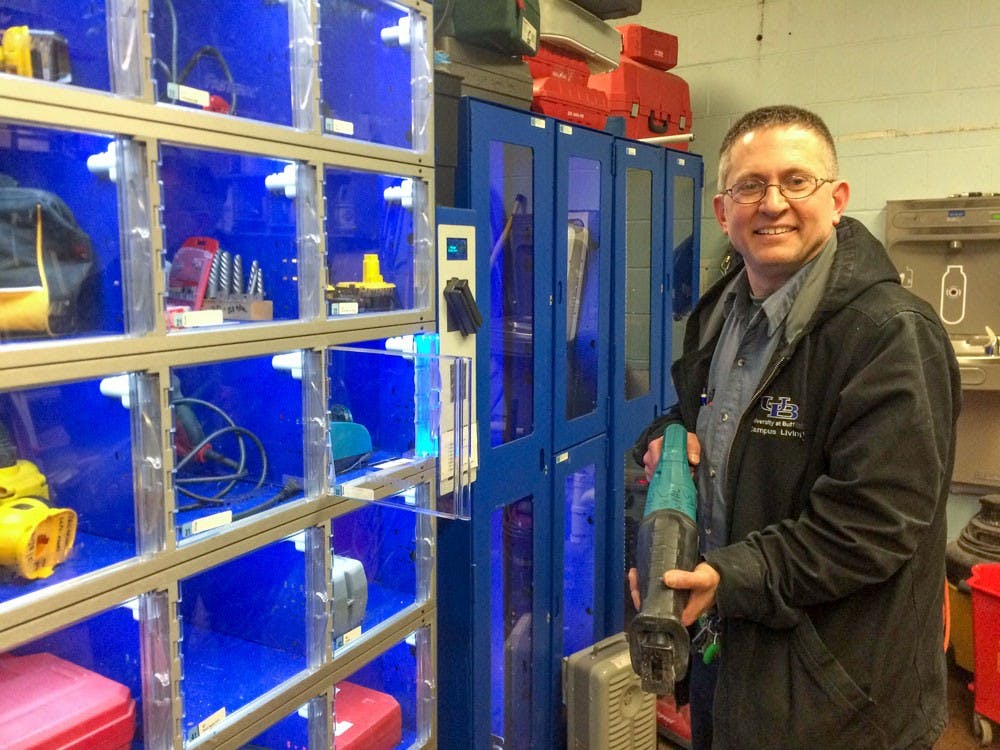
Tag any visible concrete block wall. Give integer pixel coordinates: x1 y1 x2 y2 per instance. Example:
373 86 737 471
620 0 1000 289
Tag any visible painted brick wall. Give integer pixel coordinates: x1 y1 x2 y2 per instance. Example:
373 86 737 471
619 0 1000 288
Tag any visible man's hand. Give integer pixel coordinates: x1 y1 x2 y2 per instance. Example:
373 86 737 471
643 430 701 481
628 558 718 624
662 562 720 627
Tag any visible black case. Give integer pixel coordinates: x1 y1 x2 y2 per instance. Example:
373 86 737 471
570 0 642 20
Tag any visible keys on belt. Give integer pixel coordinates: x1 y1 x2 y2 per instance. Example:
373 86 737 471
693 612 721 664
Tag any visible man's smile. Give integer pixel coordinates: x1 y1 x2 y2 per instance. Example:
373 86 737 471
755 226 795 235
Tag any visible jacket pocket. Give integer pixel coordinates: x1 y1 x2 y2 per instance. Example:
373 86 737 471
789 616 887 749
715 617 888 750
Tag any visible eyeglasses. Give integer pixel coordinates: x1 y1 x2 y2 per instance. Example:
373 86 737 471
720 174 836 204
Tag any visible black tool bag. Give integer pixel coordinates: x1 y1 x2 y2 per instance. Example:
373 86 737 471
0 174 96 336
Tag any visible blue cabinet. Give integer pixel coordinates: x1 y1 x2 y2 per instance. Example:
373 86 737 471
440 97 703 750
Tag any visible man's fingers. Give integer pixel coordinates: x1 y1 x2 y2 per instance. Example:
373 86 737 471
662 570 696 590
627 567 641 609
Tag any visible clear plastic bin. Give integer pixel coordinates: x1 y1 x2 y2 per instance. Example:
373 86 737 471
327 342 435 502
0 375 147 602
170 353 306 541
331 501 432 652
0 0 120 93
318 0 430 153
148 0 297 126
178 534 310 742
159 143 306 331
324 167 431 321
0 595 151 749
242 699 319 749
0 122 149 344
334 625 434 749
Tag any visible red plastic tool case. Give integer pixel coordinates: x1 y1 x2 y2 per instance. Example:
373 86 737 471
333 680 402 750
525 43 591 85
0 652 136 750
526 42 608 130
618 24 679 70
588 57 691 146
531 77 608 130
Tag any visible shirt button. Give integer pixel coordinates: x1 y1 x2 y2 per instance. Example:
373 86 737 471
704 528 712 536
709 468 717 478
721 413 729 422
737 357 745 367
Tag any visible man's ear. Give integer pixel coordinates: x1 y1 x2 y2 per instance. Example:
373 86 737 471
831 179 850 224
713 193 729 234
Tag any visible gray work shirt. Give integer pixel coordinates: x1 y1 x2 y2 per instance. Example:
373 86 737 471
694 255 819 554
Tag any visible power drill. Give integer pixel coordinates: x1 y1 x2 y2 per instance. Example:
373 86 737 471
628 422 699 695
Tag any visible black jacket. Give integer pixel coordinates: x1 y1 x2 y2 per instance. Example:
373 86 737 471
658 217 961 749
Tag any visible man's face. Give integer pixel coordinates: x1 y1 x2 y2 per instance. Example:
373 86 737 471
712 125 850 296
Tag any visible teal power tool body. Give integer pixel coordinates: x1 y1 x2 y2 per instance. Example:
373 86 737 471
629 422 700 695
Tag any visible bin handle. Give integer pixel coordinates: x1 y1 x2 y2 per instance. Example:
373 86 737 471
647 112 669 134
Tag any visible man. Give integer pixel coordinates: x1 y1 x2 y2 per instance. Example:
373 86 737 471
630 105 961 749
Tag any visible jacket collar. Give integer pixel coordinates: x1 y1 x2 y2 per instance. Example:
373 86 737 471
688 216 900 352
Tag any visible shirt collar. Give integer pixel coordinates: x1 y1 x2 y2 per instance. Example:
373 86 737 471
723 256 822 337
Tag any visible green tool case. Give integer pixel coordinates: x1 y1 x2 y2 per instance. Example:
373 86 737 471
450 0 541 57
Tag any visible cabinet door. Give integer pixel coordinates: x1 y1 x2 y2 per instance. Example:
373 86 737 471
606 139 666 632
549 433 609 749
664 149 704 406
611 138 666 436
552 124 613 451
458 98 554 500
451 98 557 750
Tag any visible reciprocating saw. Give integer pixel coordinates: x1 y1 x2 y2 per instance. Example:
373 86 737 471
628 422 699 695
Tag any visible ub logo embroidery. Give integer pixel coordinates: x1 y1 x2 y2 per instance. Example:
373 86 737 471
761 396 799 420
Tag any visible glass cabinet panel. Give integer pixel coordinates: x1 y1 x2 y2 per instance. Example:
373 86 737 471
488 141 535 448
623 166 653 402
491 496 534 750
562 463 596 657
564 155 602 423
671 171 697 321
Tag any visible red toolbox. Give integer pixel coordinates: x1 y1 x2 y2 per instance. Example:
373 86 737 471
525 42 591 85
531 76 608 130
333 680 402 750
0 652 136 750
969 563 1000 742
618 25 679 71
589 57 692 146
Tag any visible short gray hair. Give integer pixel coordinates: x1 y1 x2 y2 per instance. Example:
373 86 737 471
717 105 838 190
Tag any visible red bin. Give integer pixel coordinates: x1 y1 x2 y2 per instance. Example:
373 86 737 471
968 562 1000 742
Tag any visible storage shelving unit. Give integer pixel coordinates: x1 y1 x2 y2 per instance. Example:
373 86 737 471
0 2 454 748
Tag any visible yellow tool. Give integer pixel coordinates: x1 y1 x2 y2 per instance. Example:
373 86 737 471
0 441 77 580
0 26 72 83
327 253 398 312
